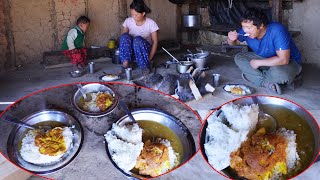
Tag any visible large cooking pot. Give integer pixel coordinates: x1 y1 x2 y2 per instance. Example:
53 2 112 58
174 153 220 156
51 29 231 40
200 95 320 179
183 15 200 28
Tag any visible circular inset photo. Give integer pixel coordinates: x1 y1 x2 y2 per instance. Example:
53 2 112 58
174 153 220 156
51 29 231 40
0 82 200 179
199 95 319 180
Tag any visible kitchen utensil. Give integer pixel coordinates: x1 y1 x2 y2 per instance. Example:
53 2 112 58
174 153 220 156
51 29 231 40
106 108 196 179
176 61 194 74
252 96 277 133
162 47 182 65
187 49 195 58
68 70 84 78
125 68 132 81
212 74 221 87
238 33 250 36
118 100 137 124
7 110 84 174
200 96 319 179
71 83 119 117
76 84 91 101
3 115 36 130
88 62 95 74
183 15 200 28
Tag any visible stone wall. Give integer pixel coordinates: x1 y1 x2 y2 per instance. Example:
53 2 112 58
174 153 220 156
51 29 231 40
0 0 178 72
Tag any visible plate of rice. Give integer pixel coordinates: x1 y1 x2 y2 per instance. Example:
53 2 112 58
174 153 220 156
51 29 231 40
7 110 83 174
104 108 196 179
72 83 119 117
200 96 318 180
223 84 255 96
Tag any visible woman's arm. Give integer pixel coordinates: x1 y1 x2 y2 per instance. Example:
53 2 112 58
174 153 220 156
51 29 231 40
149 31 158 61
122 27 129 34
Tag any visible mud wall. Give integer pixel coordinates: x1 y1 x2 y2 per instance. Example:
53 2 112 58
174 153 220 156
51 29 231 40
0 0 178 72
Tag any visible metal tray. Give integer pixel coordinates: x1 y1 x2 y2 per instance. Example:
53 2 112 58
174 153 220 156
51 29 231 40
105 108 196 179
7 110 84 174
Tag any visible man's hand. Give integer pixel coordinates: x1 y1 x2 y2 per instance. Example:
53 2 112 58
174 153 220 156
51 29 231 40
250 59 261 69
228 30 238 41
227 30 239 45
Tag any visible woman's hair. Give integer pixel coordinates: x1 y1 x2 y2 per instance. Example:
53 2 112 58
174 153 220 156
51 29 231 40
240 9 269 28
76 16 91 25
130 0 151 14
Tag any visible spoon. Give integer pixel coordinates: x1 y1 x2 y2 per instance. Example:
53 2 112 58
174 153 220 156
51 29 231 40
238 33 250 37
3 115 36 130
118 100 137 124
162 47 182 65
76 84 91 101
118 100 155 142
3 115 51 131
252 97 277 132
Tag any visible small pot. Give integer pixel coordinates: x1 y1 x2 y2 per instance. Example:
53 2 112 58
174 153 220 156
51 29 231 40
191 57 207 69
176 61 194 73
183 15 200 28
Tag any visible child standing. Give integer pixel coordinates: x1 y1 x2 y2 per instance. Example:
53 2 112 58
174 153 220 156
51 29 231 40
61 16 90 70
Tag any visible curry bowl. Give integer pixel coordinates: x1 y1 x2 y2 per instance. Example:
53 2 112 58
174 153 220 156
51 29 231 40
200 96 319 179
6 109 83 174
71 83 119 117
105 108 196 179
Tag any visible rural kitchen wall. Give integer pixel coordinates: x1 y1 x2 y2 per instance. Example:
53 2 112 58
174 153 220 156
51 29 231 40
0 0 178 72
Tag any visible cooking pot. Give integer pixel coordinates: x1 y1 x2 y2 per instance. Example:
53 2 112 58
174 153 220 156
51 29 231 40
176 61 194 73
183 15 200 28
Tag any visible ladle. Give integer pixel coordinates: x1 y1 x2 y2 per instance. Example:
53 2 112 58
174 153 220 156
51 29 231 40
162 47 182 65
252 97 278 132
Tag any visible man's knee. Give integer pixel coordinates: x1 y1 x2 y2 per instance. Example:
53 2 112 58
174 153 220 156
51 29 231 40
268 67 294 83
234 52 250 66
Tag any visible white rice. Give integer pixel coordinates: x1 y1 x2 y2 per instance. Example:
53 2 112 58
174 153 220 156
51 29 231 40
104 122 144 172
221 103 259 132
277 128 300 170
83 92 108 112
204 120 248 171
20 127 73 165
158 139 178 169
205 103 259 170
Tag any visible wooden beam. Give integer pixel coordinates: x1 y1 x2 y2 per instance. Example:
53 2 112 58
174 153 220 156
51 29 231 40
272 0 283 23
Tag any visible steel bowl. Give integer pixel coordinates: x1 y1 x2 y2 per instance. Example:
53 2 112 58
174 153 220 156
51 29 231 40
71 83 119 117
105 108 196 179
6 110 84 174
200 96 320 179
68 70 84 78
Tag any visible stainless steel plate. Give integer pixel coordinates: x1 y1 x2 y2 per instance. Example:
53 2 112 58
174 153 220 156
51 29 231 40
7 110 84 174
71 83 119 117
105 108 196 179
200 96 319 179
223 84 255 96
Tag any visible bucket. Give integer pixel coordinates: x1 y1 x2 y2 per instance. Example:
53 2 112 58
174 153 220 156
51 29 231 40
112 49 121 64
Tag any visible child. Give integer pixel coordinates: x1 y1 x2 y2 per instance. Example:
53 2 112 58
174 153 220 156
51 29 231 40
61 16 90 70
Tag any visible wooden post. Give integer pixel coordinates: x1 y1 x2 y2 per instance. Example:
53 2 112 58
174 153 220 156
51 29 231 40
272 0 283 23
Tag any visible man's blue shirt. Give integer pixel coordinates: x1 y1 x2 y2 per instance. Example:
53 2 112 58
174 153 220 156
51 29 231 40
238 22 301 64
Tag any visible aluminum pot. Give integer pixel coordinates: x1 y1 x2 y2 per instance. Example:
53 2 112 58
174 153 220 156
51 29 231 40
183 15 200 28
176 61 194 73
191 57 207 69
